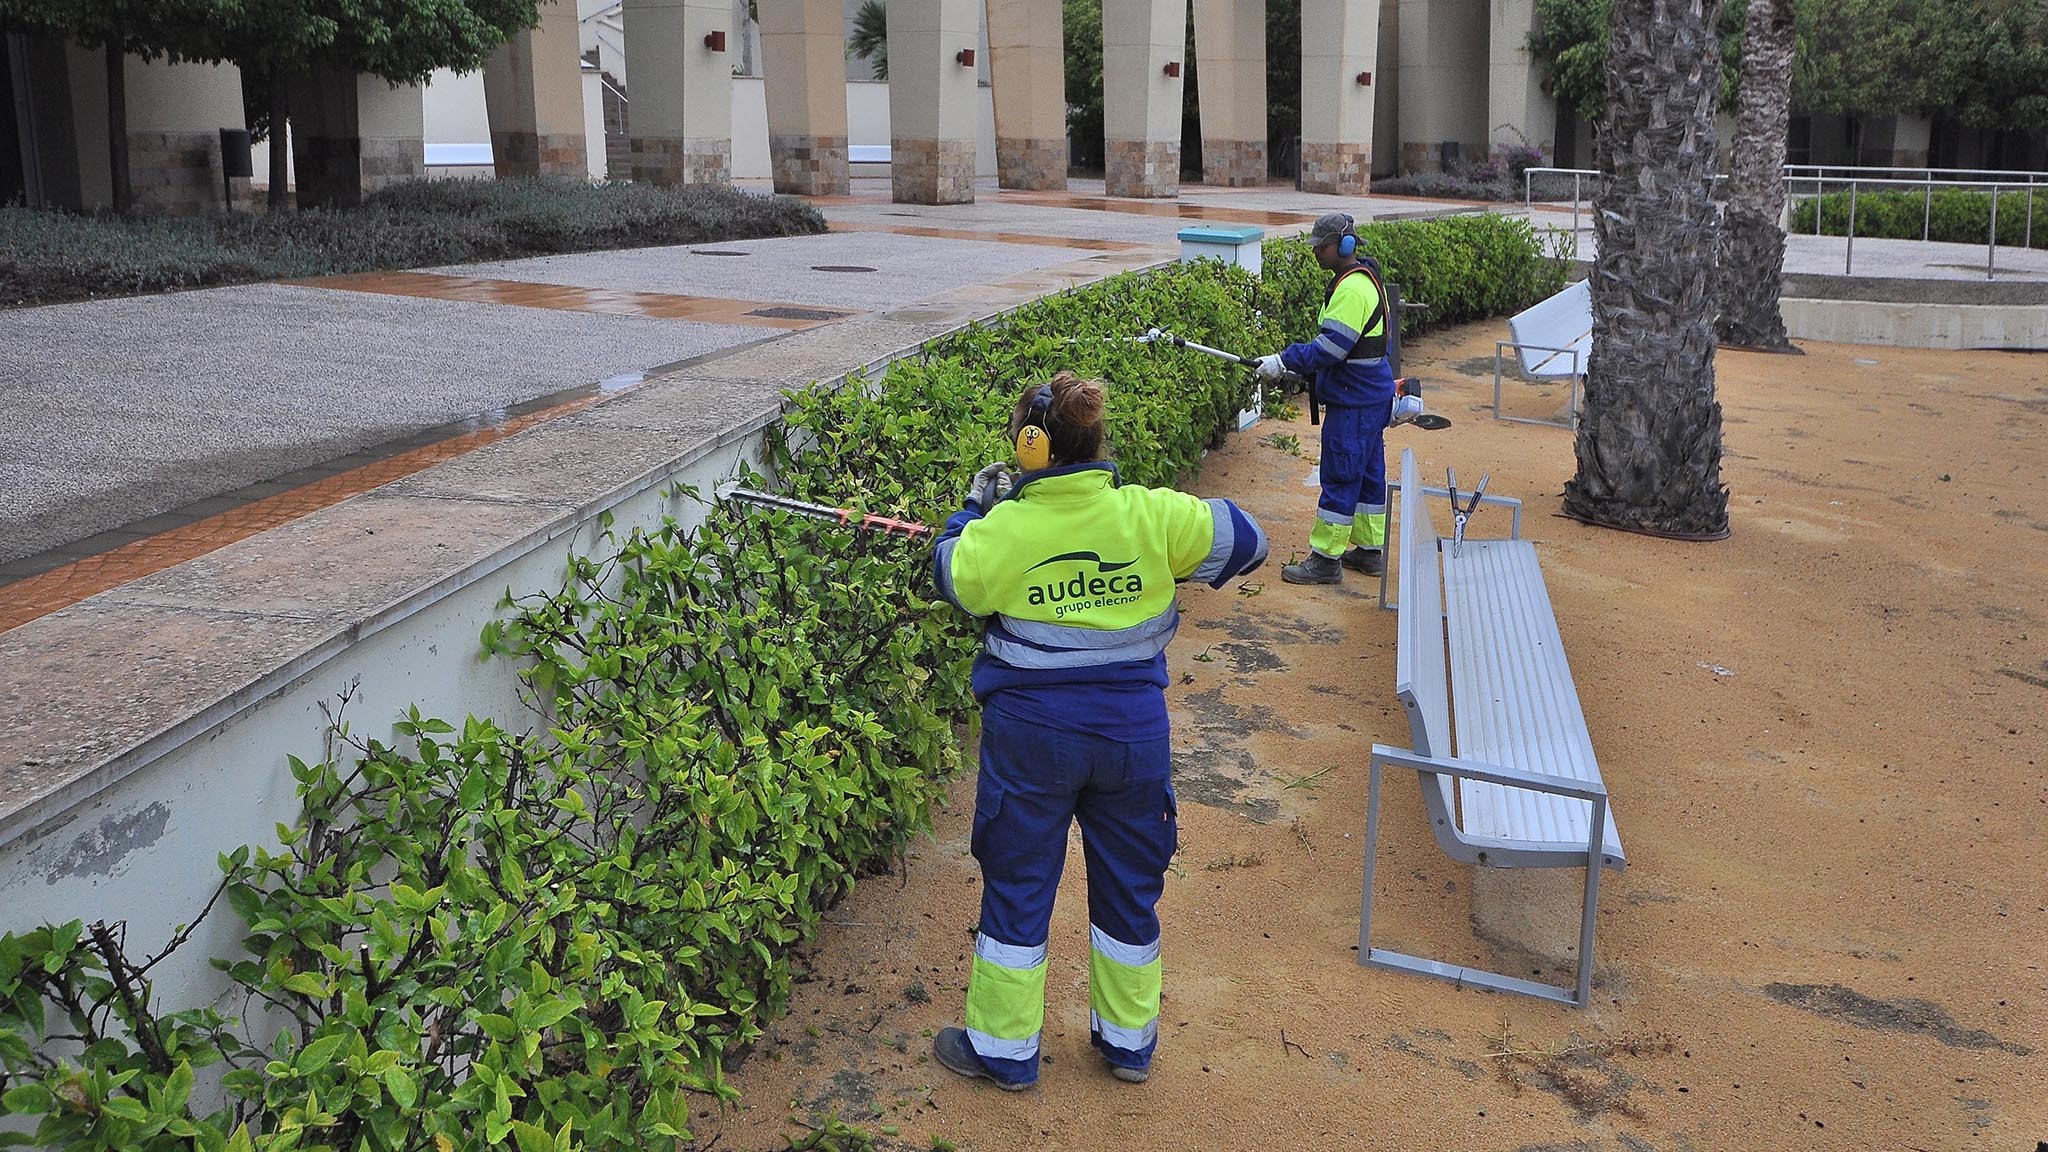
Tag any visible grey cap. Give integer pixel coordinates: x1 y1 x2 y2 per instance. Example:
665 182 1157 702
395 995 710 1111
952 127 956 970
1309 212 1355 248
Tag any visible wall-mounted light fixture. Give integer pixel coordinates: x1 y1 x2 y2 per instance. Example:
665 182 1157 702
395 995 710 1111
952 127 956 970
1162 61 1181 78
957 48 976 66
704 30 727 51
1356 71 1372 86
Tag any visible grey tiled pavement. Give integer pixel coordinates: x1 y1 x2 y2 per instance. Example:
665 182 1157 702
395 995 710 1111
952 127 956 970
0 283 767 564
434 230 1102 310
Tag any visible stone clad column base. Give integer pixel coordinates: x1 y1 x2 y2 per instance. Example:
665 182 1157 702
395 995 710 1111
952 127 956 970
631 137 733 185
1399 140 1445 175
492 131 589 179
892 138 976 205
1105 139 1178 198
770 134 850 196
996 137 1067 190
361 136 425 193
1301 140 1371 195
1201 138 1267 187
128 131 225 215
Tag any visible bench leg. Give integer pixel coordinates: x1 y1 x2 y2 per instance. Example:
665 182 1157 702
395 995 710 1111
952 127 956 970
1357 752 1609 1008
1358 754 1385 959
1575 795 1608 1007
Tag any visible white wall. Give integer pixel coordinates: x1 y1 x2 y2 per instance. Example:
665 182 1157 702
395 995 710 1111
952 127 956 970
728 78 995 180
733 75 770 178
423 67 491 144
582 71 608 180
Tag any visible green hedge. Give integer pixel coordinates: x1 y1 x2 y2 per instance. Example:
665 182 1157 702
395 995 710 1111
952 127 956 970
0 179 828 307
1789 187 2048 250
0 218 1563 1152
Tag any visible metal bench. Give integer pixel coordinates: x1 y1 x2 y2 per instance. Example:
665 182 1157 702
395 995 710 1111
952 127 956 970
1359 448 1625 1007
1493 279 1590 429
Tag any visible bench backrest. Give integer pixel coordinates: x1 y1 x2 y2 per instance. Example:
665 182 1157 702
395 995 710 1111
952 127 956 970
1394 451 1455 827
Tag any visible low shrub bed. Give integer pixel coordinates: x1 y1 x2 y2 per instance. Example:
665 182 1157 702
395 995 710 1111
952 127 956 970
0 219 1563 1151
0 179 828 307
1789 186 2048 250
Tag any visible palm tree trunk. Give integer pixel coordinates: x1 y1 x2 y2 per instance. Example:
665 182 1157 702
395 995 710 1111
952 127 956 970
1563 0 1730 540
1715 0 1797 350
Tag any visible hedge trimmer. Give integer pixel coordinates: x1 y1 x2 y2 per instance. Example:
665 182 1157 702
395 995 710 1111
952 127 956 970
1138 328 1451 431
723 487 934 537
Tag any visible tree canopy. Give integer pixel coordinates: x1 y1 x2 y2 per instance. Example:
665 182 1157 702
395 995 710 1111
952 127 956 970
1531 0 2048 137
0 0 539 85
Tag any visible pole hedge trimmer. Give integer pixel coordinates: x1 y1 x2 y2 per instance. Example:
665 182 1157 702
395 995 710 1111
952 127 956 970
1139 328 1450 431
723 487 934 538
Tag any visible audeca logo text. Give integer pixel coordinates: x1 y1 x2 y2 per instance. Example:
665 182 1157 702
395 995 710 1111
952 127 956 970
1024 551 1145 608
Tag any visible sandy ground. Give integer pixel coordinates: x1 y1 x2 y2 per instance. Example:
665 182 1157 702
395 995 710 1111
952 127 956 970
702 323 2046 1152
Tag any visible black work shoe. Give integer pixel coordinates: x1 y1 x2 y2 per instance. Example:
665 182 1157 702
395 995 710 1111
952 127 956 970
1340 547 1385 576
1109 1064 1150 1083
933 1027 1032 1091
1281 553 1344 585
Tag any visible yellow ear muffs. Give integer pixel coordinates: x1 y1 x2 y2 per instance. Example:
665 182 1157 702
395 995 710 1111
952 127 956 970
1014 384 1054 471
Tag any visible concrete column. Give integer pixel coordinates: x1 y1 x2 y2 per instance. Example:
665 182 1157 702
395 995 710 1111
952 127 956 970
1299 0 1378 193
987 0 1067 189
623 0 734 184
886 0 979 204
1395 0 1487 172
1102 0 1184 197
1487 0 1553 156
484 0 590 178
759 0 850 194
289 69 425 209
1192 0 1265 186
122 57 247 213
1371 0 1399 176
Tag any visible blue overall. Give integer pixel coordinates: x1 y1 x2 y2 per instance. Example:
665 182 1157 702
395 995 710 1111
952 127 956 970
970 708 1177 1083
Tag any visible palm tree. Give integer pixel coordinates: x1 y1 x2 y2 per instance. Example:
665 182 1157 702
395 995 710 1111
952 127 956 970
1562 0 1730 539
1715 0 1798 350
847 0 887 80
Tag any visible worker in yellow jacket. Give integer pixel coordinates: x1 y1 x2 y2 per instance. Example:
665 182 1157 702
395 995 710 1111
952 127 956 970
928 372 1268 1089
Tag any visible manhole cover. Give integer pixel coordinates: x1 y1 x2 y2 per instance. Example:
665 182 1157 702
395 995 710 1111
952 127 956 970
811 265 878 273
746 306 851 321
692 249 750 257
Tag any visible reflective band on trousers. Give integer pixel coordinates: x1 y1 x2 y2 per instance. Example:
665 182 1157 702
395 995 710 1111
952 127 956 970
1091 1011 1160 1053
965 932 1048 1058
967 1027 1040 1061
1087 924 1161 1052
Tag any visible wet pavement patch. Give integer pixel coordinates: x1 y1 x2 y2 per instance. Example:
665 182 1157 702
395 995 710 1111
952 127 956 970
1171 746 1279 823
1761 982 2033 1055
1198 609 1347 647
1212 641 1286 675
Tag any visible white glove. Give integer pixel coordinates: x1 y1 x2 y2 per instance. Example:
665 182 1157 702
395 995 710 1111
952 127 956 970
967 461 1013 510
1391 393 1425 425
1254 354 1287 381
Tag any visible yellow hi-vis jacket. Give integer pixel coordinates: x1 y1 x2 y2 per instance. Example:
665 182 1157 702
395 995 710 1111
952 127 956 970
932 462 1268 714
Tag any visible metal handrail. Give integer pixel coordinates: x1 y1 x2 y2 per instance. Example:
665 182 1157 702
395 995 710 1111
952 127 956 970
1522 165 2041 280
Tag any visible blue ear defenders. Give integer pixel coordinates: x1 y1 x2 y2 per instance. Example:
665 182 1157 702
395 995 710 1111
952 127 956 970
1339 232 1357 257
1015 384 1054 471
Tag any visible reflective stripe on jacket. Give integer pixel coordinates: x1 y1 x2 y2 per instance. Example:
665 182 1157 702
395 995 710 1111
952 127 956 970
1279 262 1398 409
933 462 1267 699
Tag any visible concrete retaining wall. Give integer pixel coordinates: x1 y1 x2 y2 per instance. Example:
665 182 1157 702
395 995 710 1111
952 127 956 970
1782 297 2048 350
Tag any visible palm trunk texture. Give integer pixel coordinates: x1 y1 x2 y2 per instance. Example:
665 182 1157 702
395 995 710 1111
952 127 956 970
1564 0 1731 539
1716 0 1797 350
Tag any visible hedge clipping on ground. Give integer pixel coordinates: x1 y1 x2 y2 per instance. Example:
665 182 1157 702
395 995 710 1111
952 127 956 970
0 179 828 307
0 218 1565 1151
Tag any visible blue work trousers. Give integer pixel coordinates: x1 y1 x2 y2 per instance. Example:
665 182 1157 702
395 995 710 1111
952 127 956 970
967 705 1178 1084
